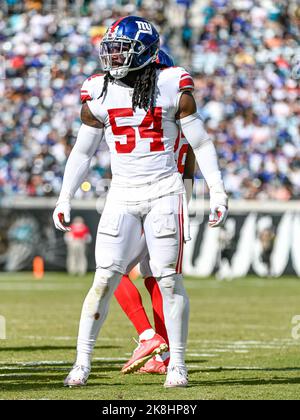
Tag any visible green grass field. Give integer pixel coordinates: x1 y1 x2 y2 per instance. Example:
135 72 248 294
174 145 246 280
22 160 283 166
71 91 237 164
0 273 300 400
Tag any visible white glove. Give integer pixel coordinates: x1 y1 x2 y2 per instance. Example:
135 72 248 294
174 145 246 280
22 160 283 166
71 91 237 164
53 201 71 232
208 182 228 228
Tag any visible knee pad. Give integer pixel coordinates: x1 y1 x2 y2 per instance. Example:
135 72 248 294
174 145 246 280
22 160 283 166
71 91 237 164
159 274 188 297
159 275 176 291
83 269 121 318
149 260 178 278
92 269 120 298
158 274 182 294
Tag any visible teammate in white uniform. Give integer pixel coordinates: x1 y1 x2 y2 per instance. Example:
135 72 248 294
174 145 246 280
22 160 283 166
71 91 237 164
53 16 228 388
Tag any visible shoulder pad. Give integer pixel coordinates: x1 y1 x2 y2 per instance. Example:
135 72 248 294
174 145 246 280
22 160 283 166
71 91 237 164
80 74 104 103
178 68 194 92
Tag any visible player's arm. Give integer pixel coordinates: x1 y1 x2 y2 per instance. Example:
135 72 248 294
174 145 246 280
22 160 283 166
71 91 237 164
53 104 104 232
177 92 228 227
183 145 195 203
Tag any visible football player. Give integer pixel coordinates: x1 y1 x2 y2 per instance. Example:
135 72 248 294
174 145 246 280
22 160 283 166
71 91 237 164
80 50 193 376
114 131 196 376
53 16 228 388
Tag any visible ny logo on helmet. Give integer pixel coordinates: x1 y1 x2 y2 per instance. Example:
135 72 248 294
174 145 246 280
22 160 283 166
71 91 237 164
136 21 153 34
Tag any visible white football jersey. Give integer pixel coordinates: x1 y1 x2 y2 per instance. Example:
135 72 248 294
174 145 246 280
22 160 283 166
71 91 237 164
81 67 193 184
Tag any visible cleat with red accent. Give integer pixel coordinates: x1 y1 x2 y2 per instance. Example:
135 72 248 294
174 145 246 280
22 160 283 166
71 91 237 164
64 365 90 387
138 357 169 375
121 334 168 374
164 365 188 388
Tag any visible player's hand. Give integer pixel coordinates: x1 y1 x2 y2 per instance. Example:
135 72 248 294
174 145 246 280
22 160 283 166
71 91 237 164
209 183 228 228
53 201 71 232
209 205 228 228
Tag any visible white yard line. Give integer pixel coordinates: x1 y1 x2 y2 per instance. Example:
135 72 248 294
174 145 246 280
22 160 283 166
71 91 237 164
186 365 266 371
0 357 128 368
188 339 299 348
22 335 127 342
186 353 217 357
94 357 127 362
0 373 38 377
1 364 298 377
188 339 297 344
22 335 77 341
0 284 84 291
18 361 67 366
20 336 298 346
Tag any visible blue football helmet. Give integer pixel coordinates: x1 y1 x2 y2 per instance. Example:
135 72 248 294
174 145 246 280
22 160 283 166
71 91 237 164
156 50 174 68
99 16 160 79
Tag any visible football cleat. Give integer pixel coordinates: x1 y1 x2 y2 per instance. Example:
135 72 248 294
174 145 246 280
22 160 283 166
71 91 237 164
121 333 168 374
64 364 90 387
138 356 169 375
164 365 188 388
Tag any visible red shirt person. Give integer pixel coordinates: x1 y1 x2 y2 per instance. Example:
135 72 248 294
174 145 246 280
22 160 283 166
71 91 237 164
65 217 91 276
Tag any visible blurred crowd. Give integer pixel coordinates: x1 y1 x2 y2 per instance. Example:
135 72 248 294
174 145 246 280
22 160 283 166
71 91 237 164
0 0 299 200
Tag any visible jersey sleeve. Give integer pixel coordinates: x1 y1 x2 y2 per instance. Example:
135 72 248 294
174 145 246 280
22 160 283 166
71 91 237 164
170 67 195 113
80 74 104 103
178 68 194 92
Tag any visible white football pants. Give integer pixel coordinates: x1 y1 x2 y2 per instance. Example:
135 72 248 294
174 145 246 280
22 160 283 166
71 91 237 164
76 192 189 369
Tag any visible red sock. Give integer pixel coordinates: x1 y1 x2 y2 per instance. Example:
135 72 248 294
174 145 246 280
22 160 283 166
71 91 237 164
114 275 153 336
144 277 169 346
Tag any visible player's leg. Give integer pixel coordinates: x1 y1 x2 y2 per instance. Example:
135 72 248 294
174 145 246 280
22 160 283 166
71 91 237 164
117 236 168 374
145 277 169 343
114 273 153 336
143 194 190 387
64 206 142 386
115 234 153 337
141 258 169 345
65 267 122 386
116 276 165 373
136 256 170 374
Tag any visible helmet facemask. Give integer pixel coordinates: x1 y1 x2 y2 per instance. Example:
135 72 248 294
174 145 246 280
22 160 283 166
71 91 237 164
99 38 134 79
99 36 159 80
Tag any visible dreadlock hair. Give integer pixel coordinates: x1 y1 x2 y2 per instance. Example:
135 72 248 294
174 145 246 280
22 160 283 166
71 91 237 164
99 63 157 112
132 63 157 112
99 72 114 101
